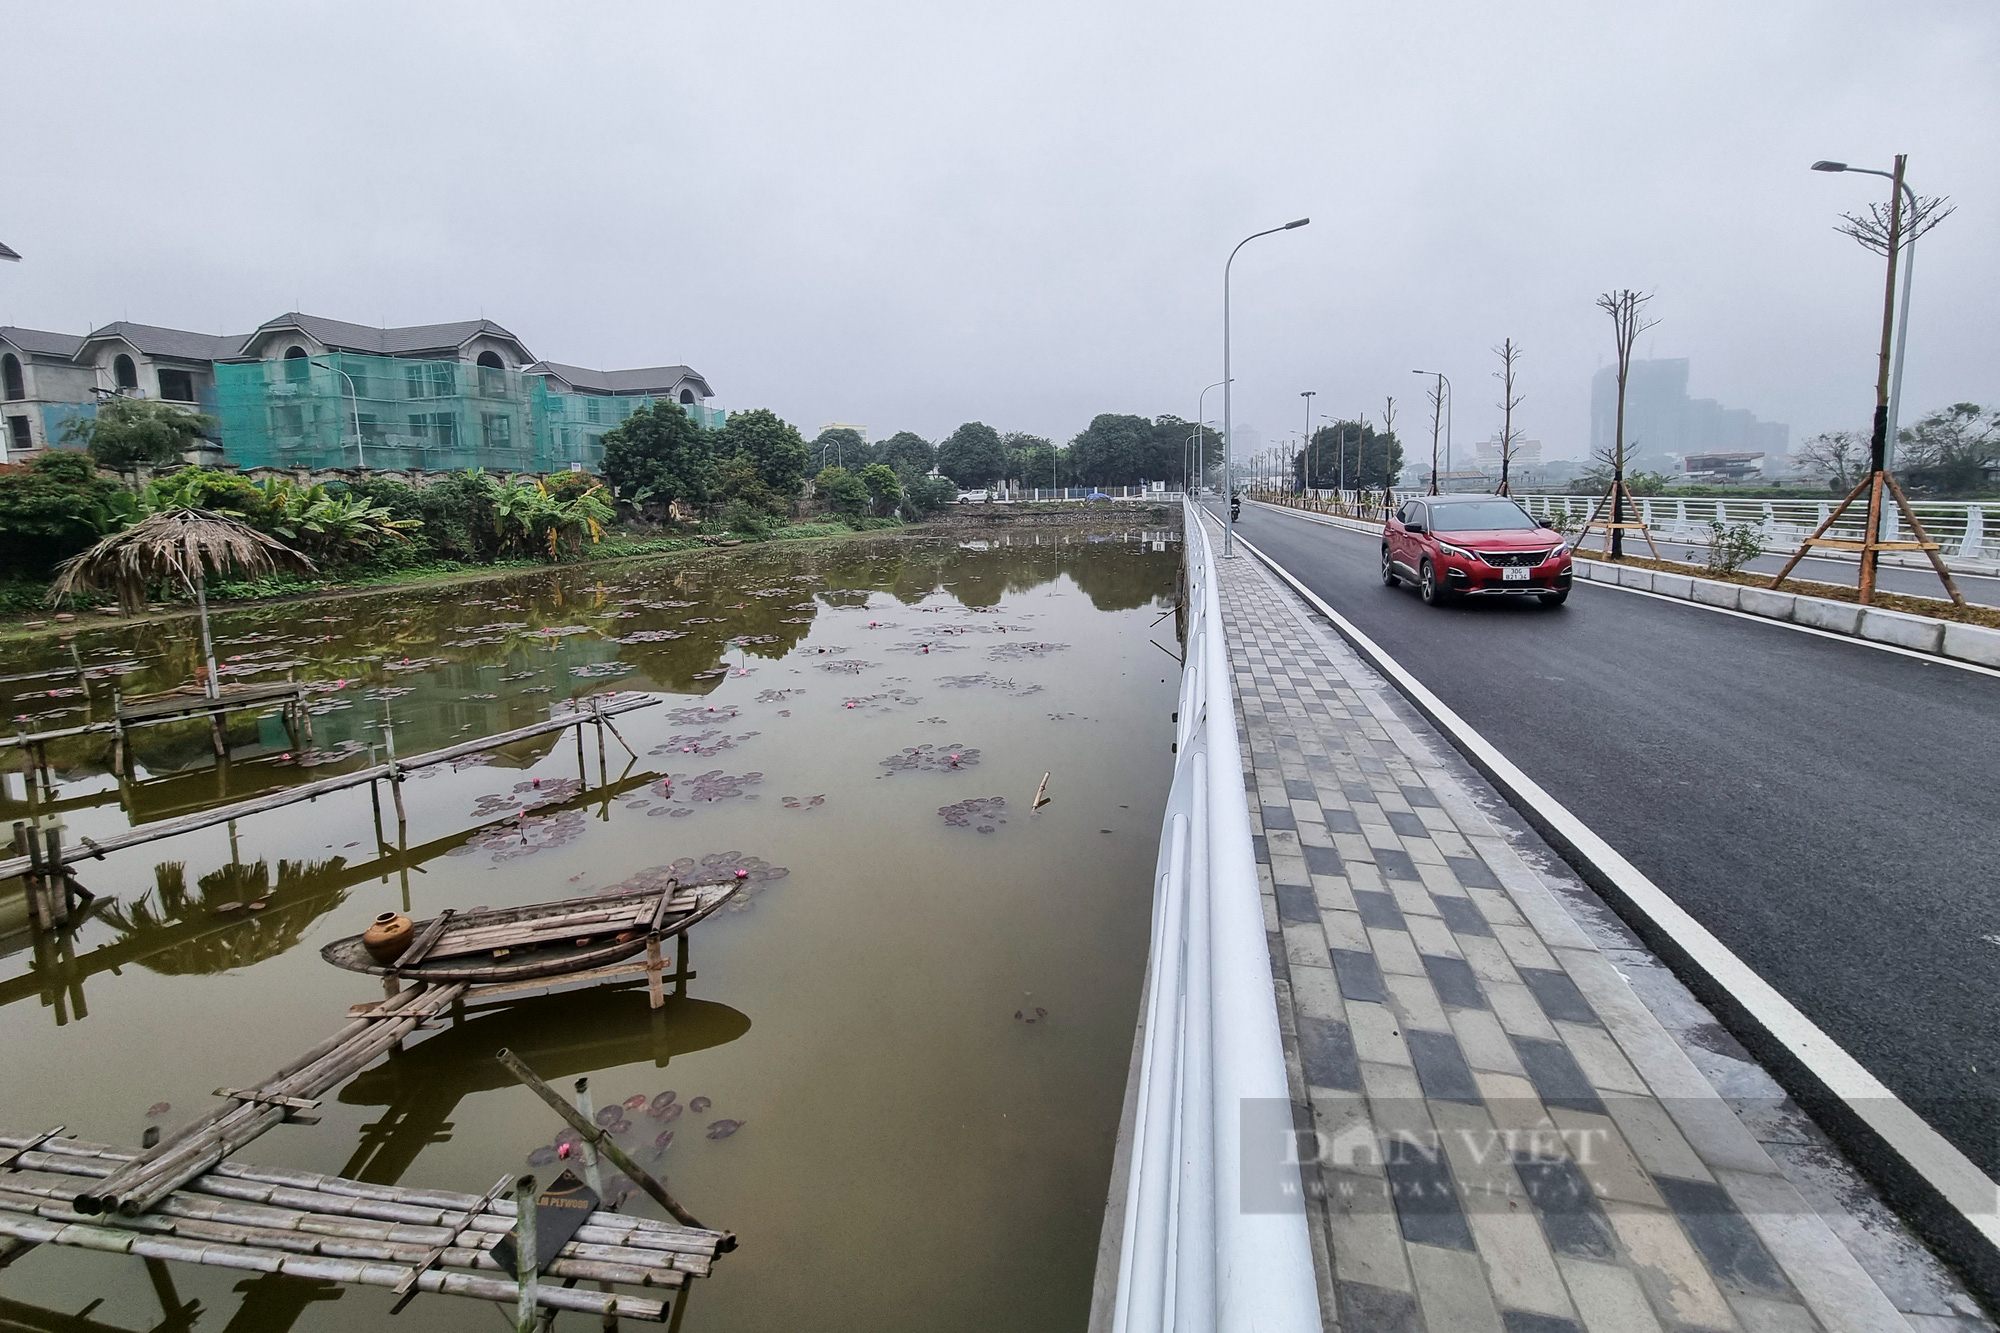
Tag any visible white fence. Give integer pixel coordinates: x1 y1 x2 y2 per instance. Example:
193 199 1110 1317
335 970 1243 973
1511 493 1991 560
1259 488 1993 563
1111 502 1319 1333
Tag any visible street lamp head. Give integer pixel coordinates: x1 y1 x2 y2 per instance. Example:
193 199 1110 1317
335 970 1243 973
1283 217 1310 229
1811 160 1848 172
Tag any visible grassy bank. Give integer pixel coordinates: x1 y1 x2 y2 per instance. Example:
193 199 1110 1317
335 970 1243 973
0 523 896 644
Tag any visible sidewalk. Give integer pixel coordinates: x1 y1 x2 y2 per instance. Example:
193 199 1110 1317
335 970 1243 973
1207 513 1992 1332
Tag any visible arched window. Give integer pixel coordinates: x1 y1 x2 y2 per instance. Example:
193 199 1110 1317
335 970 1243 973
284 345 309 383
2 354 22 401
475 349 506 397
114 354 138 391
679 388 695 405
476 350 504 369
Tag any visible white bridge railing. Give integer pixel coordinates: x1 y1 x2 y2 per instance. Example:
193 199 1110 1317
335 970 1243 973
1112 502 1319 1333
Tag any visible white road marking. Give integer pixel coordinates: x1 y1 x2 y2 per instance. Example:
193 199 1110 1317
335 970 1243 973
1230 525 2000 1261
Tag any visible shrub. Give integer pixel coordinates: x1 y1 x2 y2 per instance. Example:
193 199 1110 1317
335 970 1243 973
900 474 958 517
0 452 142 574
1704 519 1764 576
815 465 869 515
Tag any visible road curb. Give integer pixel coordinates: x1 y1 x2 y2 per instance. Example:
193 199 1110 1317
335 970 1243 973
1229 525 2000 1309
1246 499 2000 671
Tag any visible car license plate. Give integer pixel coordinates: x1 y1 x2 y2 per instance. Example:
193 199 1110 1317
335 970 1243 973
1502 566 1530 582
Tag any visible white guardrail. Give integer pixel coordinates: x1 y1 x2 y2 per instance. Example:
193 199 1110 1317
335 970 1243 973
1274 489 1994 563
1112 501 1319 1333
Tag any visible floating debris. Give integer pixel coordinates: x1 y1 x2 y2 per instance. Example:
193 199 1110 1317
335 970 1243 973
939 796 1008 831
880 744 982 775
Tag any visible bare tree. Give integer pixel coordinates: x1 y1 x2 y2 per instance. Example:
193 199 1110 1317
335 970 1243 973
1837 194 1954 256
1422 376 1445 495
1594 289 1659 556
1794 429 1869 491
1379 397 1397 503
1493 338 1524 495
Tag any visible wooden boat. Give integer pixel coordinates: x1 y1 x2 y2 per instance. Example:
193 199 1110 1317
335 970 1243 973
319 876 742 983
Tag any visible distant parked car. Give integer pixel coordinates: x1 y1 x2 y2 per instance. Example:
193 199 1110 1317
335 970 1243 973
1382 495 1573 607
956 489 990 504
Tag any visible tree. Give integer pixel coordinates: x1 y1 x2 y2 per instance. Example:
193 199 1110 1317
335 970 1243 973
1898 403 1998 494
601 401 713 512
1595 288 1659 556
64 397 217 470
1494 338 1524 495
859 463 902 515
814 465 869 515
938 422 1008 487
1007 433 1061 491
1298 420 1400 490
901 475 958 516
1795 429 1870 492
1065 414 1154 486
878 431 935 475
718 408 810 498
711 454 785 517
812 427 869 471
0 450 143 575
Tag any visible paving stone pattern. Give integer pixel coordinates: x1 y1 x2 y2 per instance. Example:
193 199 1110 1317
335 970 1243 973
1208 520 1966 1333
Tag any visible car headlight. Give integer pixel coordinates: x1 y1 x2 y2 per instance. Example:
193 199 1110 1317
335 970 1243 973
1436 541 1477 561
1549 541 1570 557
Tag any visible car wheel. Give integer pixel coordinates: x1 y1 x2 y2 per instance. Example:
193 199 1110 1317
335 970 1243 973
1380 547 1399 586
1419 560 1448 606
1539 590 1569 607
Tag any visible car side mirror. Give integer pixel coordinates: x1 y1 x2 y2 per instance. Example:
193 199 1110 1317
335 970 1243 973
1406 522 1426 535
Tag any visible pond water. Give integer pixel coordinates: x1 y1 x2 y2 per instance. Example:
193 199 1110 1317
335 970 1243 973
0 525 1183 1332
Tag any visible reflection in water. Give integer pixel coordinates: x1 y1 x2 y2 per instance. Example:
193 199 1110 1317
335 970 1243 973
0 524 1183 1333
99 858 350 976
338 986 750 1186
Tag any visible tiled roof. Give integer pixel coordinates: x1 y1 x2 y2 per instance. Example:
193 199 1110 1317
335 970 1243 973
525 360 712 398
80 322 250 361
0 326 85 358
253 312 529 358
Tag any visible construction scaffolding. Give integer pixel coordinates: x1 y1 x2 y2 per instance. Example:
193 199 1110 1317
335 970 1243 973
214 355 724 475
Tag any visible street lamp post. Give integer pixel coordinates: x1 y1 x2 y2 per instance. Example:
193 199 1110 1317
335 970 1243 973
314 355 366 469
1812 159 1920 471
1300 391 1316 495
1224 218 1310 554
1197 378 1226 498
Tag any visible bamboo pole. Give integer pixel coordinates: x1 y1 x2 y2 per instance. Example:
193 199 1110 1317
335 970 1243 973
0 695 662 881
515 1174 540 1333
494 1050 727 1246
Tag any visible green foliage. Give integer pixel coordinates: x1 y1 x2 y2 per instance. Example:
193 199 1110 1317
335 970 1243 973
719 499 780 538
858 463 902 515
938 422 1008 487
877 431 934 474
0 451 143 575
254 477 421 562
65 397 218 469
812 428 870 471
766 522 851 541
718 408 810 498
900 474 958 517
481 473 614 561
1704 519 1764 575
815 465 870 515
711 454 788 518
1899 403 1998 494
601 401 714 512
1299 420 1403 490
147 467 269 519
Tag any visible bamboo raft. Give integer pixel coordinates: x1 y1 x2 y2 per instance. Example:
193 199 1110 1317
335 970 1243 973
0 1131 725 1322
320 877 742 984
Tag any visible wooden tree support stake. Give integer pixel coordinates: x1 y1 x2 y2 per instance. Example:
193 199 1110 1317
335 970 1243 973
1768 468 1965 606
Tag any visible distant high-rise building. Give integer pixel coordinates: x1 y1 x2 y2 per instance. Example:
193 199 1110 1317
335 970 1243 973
1590 359 1786 472
818 421 870 443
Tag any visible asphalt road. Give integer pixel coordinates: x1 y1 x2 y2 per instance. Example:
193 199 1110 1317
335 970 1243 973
1217 500 2000 1177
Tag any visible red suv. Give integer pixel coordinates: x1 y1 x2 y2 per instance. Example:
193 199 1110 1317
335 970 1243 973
1382 495 1574 607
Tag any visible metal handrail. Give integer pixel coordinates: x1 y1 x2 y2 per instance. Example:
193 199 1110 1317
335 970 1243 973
1112 501 1319 1332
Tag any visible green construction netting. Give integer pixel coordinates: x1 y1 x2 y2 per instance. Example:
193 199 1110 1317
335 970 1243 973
214 354 721 474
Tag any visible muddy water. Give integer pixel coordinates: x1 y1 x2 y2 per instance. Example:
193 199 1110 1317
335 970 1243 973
0 527 1182 1332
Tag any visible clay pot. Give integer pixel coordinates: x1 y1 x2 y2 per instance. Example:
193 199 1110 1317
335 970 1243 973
362 912 415 962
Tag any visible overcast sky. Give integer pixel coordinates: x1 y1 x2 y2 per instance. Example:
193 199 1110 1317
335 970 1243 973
2 0 1994 460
